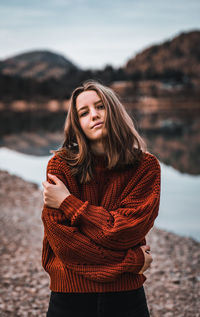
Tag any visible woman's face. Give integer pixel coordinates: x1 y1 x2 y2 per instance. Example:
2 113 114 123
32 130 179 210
76 90 107 142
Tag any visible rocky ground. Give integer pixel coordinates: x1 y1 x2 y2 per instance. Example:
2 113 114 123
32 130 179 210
0 169 200 317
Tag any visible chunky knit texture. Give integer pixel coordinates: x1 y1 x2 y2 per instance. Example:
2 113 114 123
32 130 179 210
41 151 161 293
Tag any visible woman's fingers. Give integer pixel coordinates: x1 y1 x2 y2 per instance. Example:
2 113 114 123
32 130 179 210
41 175 70 208
42 180 50 188
138 245 153 274
144 245 151 253
48 174 61 185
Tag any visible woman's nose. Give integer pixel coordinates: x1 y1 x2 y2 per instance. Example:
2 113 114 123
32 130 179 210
90 108 100 119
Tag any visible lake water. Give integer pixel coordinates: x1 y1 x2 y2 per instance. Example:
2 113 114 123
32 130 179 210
0 147 200 242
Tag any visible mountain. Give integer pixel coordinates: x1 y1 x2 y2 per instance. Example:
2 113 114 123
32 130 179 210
124 30 200 79
0 50 79 81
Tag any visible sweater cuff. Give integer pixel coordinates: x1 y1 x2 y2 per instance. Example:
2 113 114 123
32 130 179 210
132 246 145 274
59 194 88 225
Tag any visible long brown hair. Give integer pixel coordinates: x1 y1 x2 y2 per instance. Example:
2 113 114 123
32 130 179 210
52 80 147 183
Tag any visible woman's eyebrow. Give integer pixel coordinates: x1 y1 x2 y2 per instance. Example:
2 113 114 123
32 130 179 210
77 100 102 113
77 106 88 113
94 99 102 105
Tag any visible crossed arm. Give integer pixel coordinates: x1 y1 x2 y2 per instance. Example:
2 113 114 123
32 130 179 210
42 156 160 281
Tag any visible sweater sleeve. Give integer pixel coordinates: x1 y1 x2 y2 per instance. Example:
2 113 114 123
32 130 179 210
42 209 144 282
41 161 145 282
59 154 161 251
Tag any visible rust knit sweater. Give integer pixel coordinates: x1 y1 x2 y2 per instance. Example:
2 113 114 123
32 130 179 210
41 151 161 293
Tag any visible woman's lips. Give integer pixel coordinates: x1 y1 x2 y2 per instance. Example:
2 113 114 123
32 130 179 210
92 122 103 128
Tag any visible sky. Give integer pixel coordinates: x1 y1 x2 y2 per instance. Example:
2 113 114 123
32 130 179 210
0 0 200 69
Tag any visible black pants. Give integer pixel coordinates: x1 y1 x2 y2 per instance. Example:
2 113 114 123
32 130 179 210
46 286 150 317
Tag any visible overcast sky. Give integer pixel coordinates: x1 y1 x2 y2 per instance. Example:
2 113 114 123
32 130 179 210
0 0 200 69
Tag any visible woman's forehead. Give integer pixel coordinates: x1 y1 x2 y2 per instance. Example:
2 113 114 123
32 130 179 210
76 90 101 109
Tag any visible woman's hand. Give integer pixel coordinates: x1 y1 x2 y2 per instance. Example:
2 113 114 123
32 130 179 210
138 245 153 274
42 173 71 209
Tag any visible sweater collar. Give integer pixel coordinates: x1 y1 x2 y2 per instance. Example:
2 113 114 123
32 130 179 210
92 153 108 169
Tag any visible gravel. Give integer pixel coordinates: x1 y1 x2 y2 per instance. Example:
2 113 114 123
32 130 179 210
0 169 199 317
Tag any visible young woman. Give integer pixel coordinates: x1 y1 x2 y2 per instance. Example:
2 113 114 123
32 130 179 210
42 80 161 317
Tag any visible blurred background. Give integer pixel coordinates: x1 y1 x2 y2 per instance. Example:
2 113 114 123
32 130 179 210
0 1 200 316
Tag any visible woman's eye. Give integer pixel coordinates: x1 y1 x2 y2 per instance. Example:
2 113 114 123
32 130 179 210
80 112 88 117
97 104 105 109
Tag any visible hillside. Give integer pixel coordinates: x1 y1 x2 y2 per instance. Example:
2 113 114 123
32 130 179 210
124 30 200 79
0 30 199 100
0 50 79 81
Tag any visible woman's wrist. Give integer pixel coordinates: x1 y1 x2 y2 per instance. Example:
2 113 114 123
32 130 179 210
59 193 71 208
